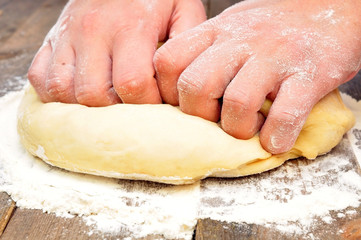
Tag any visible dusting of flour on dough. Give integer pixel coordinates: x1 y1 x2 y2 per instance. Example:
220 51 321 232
1 89 361 239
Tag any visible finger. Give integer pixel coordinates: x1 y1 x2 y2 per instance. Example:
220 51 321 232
154 23 215 105
168 0 206 38
46 43 77 103
112 30 161 104
28 43 53 102
260 74 322 154
74 40 121 107
178 41 250 122
221 58 281 139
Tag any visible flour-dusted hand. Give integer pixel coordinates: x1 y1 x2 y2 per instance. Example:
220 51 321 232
154 0 361 154
28 0 206 106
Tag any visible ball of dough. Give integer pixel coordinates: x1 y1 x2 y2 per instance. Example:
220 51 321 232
17 87 354 184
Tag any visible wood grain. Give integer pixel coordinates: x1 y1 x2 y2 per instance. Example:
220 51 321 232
1 208 175 240
342 218 361 240
196 218 298 240
196 212 361 240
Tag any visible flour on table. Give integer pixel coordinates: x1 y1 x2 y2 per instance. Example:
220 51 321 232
199 142 361 235
1 89 361 239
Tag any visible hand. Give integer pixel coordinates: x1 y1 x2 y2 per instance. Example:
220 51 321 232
154 0 361 154
28 0 206 106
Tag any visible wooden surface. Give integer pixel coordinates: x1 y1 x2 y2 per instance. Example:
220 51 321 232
0 0 360 239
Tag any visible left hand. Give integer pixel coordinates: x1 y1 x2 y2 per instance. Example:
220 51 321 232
154 0 361 154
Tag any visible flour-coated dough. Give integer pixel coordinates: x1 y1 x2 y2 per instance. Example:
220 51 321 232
17 87 355 184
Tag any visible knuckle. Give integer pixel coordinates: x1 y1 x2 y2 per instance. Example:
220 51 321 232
223 88 254 113
75 85 107 106
153 46 176 75
75 88 92 105
114 71 153 97
46 77 70 98
46 64 75 100
177 70 205 97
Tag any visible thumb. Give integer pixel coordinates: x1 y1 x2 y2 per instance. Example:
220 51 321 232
168 0 207 39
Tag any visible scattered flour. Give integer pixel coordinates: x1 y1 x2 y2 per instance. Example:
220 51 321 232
199 146 361 235
0 89 361 239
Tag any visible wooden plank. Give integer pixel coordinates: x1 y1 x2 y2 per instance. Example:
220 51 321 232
0 192 16 237
196 211 361 240
1 208 119 240
341 218 361 240
196 218 295 240
196 207 361 240
1 208 180 240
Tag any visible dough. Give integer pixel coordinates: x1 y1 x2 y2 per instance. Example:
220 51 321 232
17 87 355 184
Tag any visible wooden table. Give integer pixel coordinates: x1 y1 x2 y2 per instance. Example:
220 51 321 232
1 0 361 239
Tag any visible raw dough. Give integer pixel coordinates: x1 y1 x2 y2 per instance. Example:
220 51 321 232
17 87 355 184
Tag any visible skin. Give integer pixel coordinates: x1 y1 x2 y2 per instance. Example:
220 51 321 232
28 0 206 106
154 0 361 154
29 0 361 154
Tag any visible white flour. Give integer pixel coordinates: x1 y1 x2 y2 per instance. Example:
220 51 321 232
0 89 361 239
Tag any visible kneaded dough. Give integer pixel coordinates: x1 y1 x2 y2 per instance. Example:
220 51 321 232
17 87 355 184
